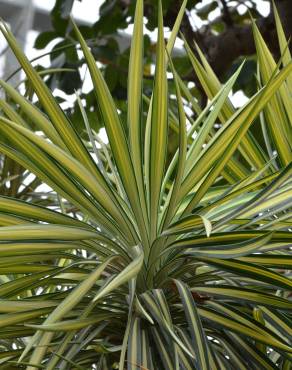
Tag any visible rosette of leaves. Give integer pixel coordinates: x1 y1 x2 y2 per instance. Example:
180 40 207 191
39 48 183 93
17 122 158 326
0 1 291 369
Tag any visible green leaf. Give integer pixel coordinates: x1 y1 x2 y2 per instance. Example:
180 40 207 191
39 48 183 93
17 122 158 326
141 291 194 359
180 61 292 200
160 56 187 230
0 22 97 174
34 31 59 49
0 224 98 241
0 195 90 228
226 332 279 370
0 308 51 329
0 79 65 148
273 1 292 89
148 1 168 242
184 232 272 259
196 257 292 290
199 305 292 353
21 258 116 365
26 314 116 332
252 19 292 166
127 0 147 230
93 245 144 303
151 327 175 370
0 117 136 242
71 18 149 248
164 214 211 237
174 280 210 370
127 316 142 370
193 286 292 310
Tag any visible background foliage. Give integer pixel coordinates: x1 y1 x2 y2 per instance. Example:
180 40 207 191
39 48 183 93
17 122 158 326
28 0 292 132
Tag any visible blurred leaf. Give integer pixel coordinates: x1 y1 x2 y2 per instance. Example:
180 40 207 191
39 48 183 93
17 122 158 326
34 31 59 50
196 1 218 20
51 0 75 36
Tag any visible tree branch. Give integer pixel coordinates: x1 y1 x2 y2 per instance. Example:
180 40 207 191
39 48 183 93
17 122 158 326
201 0 292 77
150 0 292 79
220 0 233 27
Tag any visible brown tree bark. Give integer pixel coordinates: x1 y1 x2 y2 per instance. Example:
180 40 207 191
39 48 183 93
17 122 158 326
195 0 291 77
149 0 292 79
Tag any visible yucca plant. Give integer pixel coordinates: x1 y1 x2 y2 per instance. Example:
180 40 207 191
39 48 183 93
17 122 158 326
0 1 291 369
